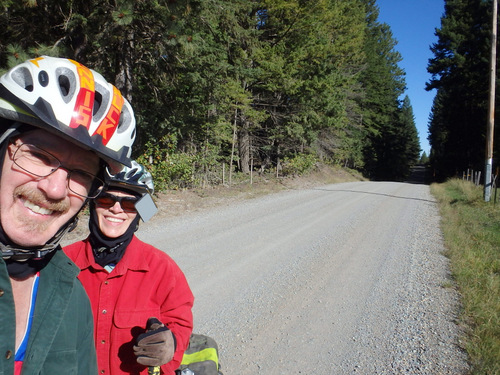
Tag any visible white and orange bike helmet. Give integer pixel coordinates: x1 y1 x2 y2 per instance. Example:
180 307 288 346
0 55 136 169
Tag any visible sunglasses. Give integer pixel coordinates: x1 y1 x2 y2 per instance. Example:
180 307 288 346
95 193 138 213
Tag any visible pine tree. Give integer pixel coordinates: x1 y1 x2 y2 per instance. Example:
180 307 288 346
426 0 494 179
359 0 407 180
252 0 366 171
398 95 422 175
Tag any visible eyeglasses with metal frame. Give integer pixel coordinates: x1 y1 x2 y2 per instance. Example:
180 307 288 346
11 142 104 199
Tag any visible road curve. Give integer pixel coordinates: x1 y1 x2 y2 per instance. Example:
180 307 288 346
138 181 469 374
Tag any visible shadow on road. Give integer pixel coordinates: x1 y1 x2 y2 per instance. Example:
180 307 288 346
312 186 437 204
405 165 432 185
313 168 437 203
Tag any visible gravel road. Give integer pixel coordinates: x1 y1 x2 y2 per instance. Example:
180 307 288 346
137 181 470 374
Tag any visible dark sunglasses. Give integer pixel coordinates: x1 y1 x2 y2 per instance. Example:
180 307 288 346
95 193 138 213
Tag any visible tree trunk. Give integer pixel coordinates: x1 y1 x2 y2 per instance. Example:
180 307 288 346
229 108 238 185
115 29 135 102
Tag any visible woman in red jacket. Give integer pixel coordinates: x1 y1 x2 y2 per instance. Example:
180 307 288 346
64 161 194 375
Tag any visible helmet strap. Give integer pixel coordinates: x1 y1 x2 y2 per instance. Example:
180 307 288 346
0 213 81 263
0 122 20 145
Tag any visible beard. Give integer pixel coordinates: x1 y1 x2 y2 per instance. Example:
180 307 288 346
11 185 71 235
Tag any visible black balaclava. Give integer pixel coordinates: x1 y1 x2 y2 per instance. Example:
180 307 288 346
88 189 141 268
0 122 81 278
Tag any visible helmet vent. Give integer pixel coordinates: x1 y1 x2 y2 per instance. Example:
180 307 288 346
56 67 76 104
93 82 108 120
93 91 102 115
58 75 70 95
116 105 132 134
38 71 49 87
11 67 34 92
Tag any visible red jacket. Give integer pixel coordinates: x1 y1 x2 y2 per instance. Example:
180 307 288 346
64 235 194 375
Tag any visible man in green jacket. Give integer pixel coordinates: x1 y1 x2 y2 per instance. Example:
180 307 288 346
0 56 136 374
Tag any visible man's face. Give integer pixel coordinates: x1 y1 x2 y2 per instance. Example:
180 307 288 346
0 129 101 247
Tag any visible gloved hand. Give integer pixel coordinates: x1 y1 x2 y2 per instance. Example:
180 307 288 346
133 317 176 367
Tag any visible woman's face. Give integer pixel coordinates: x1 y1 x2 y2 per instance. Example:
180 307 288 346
94 190 138 238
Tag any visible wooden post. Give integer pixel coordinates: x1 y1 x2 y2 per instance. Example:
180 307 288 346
250 136 253 185
229 107 238 187
250 156 253 185
485 0 497 201
222 162 225 185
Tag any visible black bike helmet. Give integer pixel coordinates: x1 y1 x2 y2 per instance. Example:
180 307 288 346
104 160 157 222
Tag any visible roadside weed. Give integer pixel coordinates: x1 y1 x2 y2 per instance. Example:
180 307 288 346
431 179 499 375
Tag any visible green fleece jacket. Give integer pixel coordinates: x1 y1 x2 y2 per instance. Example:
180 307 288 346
0 249 97 375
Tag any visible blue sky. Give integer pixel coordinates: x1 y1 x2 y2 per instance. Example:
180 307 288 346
376 0 445 156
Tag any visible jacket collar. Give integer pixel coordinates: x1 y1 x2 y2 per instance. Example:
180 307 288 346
78 235 149 275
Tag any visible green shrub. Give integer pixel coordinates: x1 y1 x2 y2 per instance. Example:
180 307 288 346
281 154 318 176
137 135 197 190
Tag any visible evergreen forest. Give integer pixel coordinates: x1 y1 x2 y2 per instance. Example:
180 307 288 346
427 0 500 182
5 0 489 189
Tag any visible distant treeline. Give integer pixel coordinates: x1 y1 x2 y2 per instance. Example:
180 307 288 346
1 0 422 187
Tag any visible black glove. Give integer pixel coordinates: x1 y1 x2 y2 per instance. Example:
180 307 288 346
133 317 176 367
